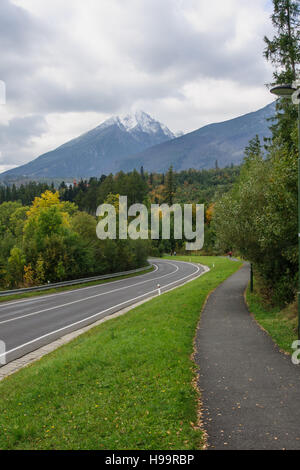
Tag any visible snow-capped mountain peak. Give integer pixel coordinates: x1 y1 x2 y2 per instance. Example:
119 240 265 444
99 110 175 139
120 111 158 133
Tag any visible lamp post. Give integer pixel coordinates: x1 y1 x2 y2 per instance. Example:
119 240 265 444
270 81 300 338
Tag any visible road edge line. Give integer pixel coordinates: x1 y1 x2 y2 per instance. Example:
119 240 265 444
0 263 210 382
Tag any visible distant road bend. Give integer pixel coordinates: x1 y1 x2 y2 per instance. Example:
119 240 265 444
0 259 204 366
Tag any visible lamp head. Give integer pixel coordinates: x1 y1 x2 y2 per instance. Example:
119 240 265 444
270 84 296 97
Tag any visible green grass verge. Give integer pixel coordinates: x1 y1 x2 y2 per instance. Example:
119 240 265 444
0 266 154 304
246 279 297 354
0 256 242 450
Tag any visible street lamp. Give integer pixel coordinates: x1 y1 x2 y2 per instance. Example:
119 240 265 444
270 84 297 97
270 81 300 338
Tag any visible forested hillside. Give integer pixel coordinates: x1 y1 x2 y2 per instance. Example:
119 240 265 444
0 165 239 289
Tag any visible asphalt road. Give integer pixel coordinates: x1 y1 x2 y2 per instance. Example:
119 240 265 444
0 258 203 366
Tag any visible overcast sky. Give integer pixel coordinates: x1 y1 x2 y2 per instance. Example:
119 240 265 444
0 0 275 173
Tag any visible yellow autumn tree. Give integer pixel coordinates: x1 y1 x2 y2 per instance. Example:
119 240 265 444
104 193 120 214
25 191 70 228
206 203 215 225
23 264 35 287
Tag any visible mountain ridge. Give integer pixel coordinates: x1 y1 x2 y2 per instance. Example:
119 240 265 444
0 103 276 180
0 111 175 180
120 102 275 173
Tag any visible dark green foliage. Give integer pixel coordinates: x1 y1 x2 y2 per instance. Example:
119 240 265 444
264 0 300 84
57 170 148 213
164 166 176 205
214 128 299 305
0 181 54 205
174 166 240 204
264 0 300 148
0 188 149 289
0 164 242 285
213 0 300 305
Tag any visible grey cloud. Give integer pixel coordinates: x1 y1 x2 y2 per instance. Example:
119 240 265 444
0 115 47 164
0 0 43 50
1 0 272 116
114 0 270 86
0 0 53 106
0 0 274 168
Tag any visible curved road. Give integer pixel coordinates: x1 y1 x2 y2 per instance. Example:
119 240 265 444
0 259 204 366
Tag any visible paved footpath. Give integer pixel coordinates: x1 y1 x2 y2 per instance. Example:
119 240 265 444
194 264 300 450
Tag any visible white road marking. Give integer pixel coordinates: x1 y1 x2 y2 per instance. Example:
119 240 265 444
0 262 201 360
0 263 161 308
0 263 179 325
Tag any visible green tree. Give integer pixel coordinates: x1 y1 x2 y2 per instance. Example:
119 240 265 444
264 0 300 147
0 201 22 238
164 166 176 205
6 247 26 288
264 0 300 84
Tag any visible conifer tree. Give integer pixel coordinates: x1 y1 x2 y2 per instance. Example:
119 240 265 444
264 0 300 147
164 166 176 205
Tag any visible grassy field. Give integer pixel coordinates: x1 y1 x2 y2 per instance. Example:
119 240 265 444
0 256 241 450
246 279 297 354
0 266 153 304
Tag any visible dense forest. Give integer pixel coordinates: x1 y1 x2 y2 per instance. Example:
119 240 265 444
0 165 239 289
0 191 148 289
0 165 240 209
